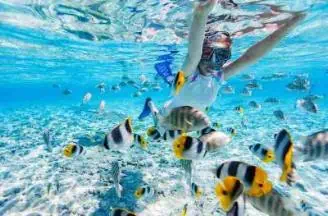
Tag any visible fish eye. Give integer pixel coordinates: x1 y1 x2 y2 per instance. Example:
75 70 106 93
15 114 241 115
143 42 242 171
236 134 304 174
259 183 263 187
177 144 180 148
222 190 228 196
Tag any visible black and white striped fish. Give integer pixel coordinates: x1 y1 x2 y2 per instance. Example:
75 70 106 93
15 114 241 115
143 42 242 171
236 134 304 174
111 161 123 198
103 118 134 152
215 176 244 212
191 182 202 199
249 143 275 163
173 135 207 160
246 188 295 216
146 126 162 141
63 143 85 158
133 133 148 150
160 106 210 132
180 159 193 186
111 208 136 216
227 194 246 216
214 161 272 197
295 129 328 162
198 126 216 136
134 184 155 200
274 129 296 185
162 129 183 141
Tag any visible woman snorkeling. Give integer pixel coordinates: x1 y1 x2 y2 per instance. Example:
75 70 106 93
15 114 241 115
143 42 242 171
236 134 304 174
139 0 305 129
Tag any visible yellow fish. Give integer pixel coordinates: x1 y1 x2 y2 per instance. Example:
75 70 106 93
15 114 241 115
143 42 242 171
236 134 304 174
63 143 84 158
173 70 186 95
181 203 188 216
249 143 275 163
215 176 244 211
215 161 272 197
133 133 148 150
274 129 295 185
173 134 207 160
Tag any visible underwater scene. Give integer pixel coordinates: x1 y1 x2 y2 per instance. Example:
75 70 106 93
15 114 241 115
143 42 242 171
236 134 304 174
0 0 327 215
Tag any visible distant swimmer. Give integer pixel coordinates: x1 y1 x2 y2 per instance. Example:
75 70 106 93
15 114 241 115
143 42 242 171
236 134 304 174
138 0 305 132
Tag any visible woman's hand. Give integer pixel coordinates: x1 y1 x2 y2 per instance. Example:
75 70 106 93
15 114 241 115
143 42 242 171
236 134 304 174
195 0 218 16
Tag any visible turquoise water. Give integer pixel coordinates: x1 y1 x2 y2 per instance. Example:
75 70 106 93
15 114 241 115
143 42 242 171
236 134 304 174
0 0 328 215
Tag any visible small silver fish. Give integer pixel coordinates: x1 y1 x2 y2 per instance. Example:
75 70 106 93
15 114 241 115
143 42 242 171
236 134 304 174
96 82 106 93
143 80 150 87
82 92 92 104
240 87 252 96
121 75 130 81
222 85 235 94
112 84 121 91
286 77 311 91
119 81 127 87
111 161 123 198
240 74 255 81
152 85 162 91
133 91 142 97
43 129 52 152
52 84 61 88
296 99 318 113
62 88 72 95
249 101 261 109
98 100 106 113
246 81 262 90
303 94 324 101
273 110 285 120
199 131 231 152
265 97 279 104
295 129 328 162
139 87 148 93
127 80 137 86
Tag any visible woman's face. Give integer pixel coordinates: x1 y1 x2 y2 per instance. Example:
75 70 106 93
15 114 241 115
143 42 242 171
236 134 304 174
199 47 232 75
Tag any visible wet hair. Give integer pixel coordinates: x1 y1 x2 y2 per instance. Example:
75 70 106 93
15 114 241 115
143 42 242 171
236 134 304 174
200 30 232 72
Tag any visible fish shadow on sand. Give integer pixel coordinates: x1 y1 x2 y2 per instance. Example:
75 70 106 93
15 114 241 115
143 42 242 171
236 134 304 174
91 169 144 216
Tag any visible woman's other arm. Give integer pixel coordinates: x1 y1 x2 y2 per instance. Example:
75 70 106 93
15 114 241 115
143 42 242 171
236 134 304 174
223 12 306 80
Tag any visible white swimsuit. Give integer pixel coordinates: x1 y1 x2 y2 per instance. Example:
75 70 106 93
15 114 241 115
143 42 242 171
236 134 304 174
162 69 224 115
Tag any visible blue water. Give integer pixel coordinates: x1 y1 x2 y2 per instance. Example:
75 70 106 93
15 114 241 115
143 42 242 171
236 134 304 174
0 0 327 215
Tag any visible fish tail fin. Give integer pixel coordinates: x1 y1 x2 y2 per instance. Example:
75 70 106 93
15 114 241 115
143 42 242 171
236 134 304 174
138 97 153 120
116 183 123 198
280 163 297 186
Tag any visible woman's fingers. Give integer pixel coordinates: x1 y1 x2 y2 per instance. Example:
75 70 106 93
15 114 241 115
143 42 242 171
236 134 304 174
196 0 217 15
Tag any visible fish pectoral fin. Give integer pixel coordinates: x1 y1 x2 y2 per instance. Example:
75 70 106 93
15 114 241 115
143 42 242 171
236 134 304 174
185 119 193 127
